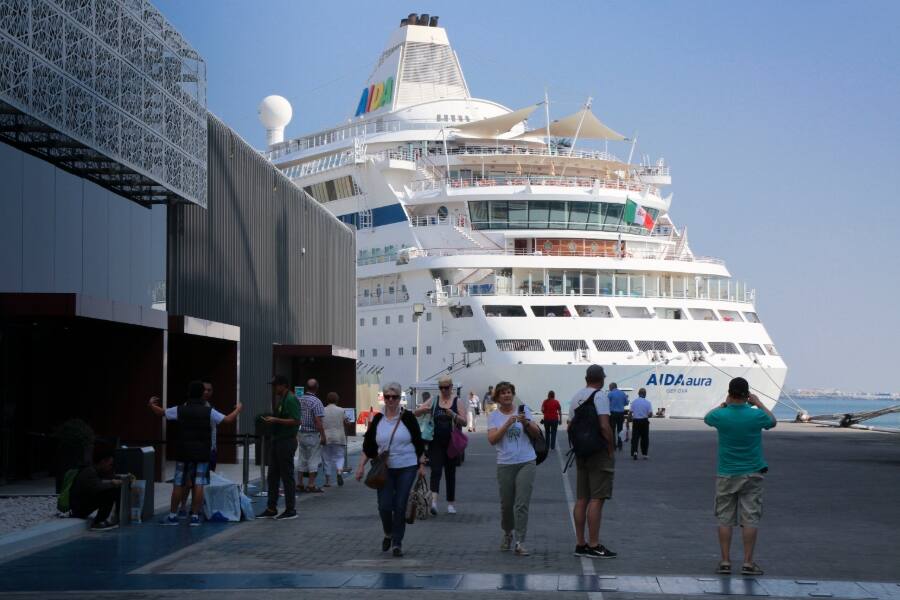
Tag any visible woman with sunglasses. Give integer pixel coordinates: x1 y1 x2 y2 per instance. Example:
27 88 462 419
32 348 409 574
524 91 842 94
487 381 540 556
356 382 426 557
413 375 466 515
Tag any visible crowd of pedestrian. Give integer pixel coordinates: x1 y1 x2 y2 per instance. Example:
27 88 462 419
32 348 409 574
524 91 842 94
62 364 776 577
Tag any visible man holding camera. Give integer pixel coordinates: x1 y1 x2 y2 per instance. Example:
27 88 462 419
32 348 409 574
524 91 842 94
704 377 777 577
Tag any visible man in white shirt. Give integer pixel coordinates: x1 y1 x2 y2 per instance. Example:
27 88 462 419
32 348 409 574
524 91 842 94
629 388 653 460
567 365 617 559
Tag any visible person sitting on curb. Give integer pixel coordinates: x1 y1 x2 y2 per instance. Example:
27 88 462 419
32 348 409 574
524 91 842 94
69 443 124 531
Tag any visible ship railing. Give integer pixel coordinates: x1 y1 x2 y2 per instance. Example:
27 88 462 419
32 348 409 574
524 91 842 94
397 246 725 265
439 283 755 304
637 165 671 177
407 175 659 197
408 214 468 228
265 119 442 160
357 292 410 307
425 145 624 163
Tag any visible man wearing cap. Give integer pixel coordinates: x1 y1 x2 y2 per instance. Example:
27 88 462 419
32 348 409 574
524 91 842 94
568 364 617 559
704 377 777 577
258 375 301 520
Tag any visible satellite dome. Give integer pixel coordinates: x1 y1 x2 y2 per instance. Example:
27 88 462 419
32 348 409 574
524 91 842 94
258 95 292 128
258 95 292 146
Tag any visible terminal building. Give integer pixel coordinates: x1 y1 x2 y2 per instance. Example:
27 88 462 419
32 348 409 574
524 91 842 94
0 0 355 483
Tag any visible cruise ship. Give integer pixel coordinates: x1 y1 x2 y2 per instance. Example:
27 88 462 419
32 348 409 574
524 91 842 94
261 14 787 417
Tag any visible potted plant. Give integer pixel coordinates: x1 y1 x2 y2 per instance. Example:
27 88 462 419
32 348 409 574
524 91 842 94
53 419 94 493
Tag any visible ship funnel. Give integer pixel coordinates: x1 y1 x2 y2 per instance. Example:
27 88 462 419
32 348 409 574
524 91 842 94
430 15 439 27
418 13 430 25
400 17 408 26
407 13 418 25
258 95 293 147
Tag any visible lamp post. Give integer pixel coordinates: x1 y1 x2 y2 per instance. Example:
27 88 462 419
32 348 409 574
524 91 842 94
413 302 426 383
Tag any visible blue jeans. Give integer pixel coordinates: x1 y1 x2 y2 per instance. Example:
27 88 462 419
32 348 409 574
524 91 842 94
377 465 417 548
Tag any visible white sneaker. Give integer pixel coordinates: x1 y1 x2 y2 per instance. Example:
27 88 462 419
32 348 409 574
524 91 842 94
447 504 457 514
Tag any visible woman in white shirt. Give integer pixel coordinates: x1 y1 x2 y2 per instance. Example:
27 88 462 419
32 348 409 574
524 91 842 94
487 381 541 556
356 382 426 557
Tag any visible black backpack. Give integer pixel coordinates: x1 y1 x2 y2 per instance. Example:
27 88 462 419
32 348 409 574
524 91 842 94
567 389 606 458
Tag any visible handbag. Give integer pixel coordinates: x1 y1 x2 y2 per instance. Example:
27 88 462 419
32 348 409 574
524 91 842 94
417 398 438 442
527 426 549 466
364 412 403 490
447 425 468 459
405 474 430 524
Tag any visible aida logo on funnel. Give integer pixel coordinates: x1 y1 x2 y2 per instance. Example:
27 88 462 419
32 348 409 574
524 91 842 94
355 77 394 116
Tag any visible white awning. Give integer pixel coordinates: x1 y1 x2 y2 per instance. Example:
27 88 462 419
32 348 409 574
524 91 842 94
516 108 625 141
451 104 539 138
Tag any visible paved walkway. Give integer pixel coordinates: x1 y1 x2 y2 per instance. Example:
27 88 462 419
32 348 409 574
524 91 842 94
0 419 898 599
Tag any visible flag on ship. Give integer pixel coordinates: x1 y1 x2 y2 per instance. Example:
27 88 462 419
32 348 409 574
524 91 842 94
625 198 654 230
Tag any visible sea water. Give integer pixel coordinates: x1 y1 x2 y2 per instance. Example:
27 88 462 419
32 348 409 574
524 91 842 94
773 395 900 429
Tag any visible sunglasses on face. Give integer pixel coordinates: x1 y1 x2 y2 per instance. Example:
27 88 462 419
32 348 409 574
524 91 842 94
439 385 451 390
383 394 400 399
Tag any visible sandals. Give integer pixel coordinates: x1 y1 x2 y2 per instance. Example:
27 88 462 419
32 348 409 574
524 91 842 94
306 486 324 493
741 562 764 576
716 561 731 575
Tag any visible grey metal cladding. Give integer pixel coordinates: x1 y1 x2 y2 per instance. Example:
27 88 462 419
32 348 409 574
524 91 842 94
168 114 356 428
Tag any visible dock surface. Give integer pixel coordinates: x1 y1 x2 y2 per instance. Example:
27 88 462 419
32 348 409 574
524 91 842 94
0 419 897 599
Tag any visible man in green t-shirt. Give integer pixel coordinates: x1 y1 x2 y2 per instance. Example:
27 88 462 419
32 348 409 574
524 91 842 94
704 377 777 577
258 375 301 520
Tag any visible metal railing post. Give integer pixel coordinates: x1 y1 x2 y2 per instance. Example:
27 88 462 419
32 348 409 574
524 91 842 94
242 433 250 493
258 435 267 496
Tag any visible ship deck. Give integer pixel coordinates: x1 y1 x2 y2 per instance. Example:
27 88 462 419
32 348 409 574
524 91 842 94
0 420 897 599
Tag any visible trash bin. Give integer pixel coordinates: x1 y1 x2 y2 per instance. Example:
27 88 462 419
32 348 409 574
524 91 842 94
115 446 155 522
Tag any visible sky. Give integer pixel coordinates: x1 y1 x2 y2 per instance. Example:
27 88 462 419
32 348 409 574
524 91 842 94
155 0 900 393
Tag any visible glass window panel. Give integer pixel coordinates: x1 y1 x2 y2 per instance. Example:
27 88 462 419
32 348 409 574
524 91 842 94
583 272 597 295
508 201 528 228
548 201 567 229
531 305 571 317
548 270 564 295
470 201 488 228
598 273 613 296
614 275 628 296
528 201 550 229
630 276 644 297
490 201 509 229
565 272 581 295
568 202 590 230
576 305 613 318
604 203 623 226
586 203 603 231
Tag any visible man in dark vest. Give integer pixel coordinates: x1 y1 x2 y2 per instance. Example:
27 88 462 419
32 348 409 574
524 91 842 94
149 381 242 526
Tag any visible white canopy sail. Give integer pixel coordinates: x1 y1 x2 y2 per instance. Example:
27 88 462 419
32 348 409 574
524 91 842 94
517 108 625 141
451 104 539 137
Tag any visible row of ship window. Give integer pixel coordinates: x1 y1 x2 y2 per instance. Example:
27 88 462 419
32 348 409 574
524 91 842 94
359 346 432 359
360 312 432 327
457 304 759 323
461 339 778 356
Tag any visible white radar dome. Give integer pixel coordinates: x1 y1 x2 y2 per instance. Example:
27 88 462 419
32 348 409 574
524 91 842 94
258 95 292 146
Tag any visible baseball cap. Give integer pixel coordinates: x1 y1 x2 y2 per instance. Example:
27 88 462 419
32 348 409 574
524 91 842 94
728 377 750 398
585 364 606 382
269 374 289 386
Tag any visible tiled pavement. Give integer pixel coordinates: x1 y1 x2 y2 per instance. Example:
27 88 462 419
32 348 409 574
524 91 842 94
0 419 898 599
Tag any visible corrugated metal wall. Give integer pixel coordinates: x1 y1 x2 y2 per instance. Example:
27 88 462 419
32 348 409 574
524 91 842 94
168 114 356 429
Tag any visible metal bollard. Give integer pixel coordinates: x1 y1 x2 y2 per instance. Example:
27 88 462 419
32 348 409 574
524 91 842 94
258 435 267 496
117 476 132 526
242 434 250 493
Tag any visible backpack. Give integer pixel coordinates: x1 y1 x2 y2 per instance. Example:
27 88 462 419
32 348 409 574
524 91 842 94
567 389 606 458
57 467 81 514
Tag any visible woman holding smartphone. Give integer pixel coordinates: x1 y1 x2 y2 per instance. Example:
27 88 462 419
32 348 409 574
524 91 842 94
487 381 540 556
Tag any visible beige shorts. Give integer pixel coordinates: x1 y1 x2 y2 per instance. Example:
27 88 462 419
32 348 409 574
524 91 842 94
576 452 615 500
297 432 323 472
715 474 764 527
